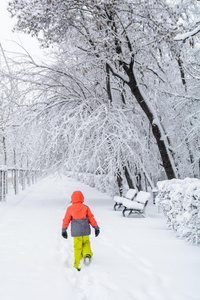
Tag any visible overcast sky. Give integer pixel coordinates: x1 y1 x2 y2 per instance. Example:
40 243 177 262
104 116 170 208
0 0 44 59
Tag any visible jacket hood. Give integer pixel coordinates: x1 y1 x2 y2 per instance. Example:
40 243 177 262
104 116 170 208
71 191 84 203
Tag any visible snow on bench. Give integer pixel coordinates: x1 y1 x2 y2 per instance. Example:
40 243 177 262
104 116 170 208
122 191 151 217
113 189 137 210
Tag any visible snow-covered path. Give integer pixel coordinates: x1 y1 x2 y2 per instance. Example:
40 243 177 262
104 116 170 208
0 176 200 300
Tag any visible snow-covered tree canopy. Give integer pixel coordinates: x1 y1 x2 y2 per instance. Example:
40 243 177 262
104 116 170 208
4 0 200 194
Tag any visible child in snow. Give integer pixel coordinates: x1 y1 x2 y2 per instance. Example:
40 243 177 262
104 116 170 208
62 190 100 271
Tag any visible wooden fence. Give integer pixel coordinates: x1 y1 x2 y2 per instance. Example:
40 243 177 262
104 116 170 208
0 166 40 201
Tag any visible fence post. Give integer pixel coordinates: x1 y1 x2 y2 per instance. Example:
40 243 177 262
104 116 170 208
0 170 4 201
14 169 19 195
21 170 26 190
5 171 8 194
27 170 31 186
4 170 7 199
0 170 6 201
32 170 35 185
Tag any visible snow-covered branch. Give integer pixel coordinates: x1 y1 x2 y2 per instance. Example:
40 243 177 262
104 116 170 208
174 25 200 41
106 60 130 84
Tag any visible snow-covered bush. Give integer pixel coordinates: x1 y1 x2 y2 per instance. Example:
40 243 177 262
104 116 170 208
156 178 200 244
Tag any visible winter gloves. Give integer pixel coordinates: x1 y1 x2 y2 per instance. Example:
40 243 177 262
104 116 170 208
94 226 100 237
62 227 100 238
62 228 68 239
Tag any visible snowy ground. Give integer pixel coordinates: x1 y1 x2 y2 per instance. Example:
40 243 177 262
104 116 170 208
0 175 200 300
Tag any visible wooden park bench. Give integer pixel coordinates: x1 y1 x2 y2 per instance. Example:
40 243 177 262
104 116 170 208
113 189 137 210
122 191 151 217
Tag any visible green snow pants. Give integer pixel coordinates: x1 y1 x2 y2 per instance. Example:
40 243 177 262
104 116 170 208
73 236 93 269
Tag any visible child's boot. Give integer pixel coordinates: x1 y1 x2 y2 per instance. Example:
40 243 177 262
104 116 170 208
84 255 91 266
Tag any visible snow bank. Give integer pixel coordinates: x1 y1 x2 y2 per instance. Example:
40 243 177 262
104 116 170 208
156 178 200 244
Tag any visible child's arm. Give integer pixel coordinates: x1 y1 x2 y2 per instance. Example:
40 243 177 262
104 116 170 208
62 208 72 239
87 207 100 237
62 207 72 228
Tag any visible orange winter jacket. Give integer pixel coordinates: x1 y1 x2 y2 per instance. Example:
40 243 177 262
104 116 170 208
62 191 99 237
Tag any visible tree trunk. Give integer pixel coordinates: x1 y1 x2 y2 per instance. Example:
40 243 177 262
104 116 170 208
177 57 187 92
116 171 123 196
124 166 134 188
126 65 176 179
106 63 113 103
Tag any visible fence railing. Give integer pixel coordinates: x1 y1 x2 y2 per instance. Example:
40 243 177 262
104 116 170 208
0 166 40 201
